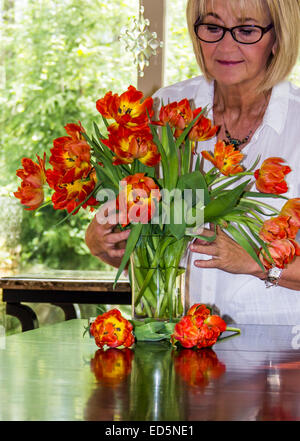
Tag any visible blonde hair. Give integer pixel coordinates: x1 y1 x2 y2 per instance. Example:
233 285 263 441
186 0 300 93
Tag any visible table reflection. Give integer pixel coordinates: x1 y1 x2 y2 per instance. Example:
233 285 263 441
86 343 227 421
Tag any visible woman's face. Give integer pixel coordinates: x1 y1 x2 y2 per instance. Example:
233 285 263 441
198 0 276 89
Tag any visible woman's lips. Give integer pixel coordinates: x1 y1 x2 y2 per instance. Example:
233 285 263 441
217 60 244 66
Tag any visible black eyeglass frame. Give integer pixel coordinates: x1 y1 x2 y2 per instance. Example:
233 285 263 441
194 19 274 45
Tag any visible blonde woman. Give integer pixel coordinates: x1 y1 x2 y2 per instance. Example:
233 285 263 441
86 0 300 324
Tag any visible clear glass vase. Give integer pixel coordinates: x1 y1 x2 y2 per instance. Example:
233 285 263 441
130 235 189 321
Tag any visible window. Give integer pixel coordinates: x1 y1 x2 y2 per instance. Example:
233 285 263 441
0 0 138 276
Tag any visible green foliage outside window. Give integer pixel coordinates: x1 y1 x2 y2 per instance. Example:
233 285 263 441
0 0 138 273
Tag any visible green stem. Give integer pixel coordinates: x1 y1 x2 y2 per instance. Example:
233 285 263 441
240 198 280 214
226 327 241 334
210 171 253 187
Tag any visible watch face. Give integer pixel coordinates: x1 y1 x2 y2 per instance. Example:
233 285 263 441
269 267 282 279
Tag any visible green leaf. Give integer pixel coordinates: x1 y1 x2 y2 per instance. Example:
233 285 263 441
178 170 210 204
204 180 250 222
243 191 288 200
211 174 247 198
93 121 106 140
133 322 167 341
225 223 265 272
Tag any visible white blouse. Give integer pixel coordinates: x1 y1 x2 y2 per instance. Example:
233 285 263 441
153 76 300 325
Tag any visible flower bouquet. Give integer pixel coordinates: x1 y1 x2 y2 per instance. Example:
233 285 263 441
14 85 300 322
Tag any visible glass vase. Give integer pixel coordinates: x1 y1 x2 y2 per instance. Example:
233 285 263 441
130 234 189 321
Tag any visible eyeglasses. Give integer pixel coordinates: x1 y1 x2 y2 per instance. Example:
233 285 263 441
194 19 274 45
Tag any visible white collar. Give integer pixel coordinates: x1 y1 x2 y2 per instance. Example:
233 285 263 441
263 81 289 135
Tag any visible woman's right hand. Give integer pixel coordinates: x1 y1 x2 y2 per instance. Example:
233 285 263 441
85 200 131 268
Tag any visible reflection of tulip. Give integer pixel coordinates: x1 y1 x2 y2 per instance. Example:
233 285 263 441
259 215 299 242
259 238 300 270
254 157 291 194
90 309 135 349
103 127 161 167
96 85 153 131
280 198 300 229
90 348 133 387
116 173 161 227
173 348 226 388
14 153 47 210
202 140 244 176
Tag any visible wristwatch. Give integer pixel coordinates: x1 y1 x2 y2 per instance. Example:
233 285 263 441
265 266 283 288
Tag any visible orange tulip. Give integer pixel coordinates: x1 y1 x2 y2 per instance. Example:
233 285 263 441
171 312 226 349
96 85 153 131
171 315 201 348
159 99 193 131
259 215 299 242
50 122 92 181
188 108 219 142
14 153 47 210
158 101 219 141
204 315 227 333
187 303 210 320
90 309 135 349
280 198 300 229
259 238 300 270
202 140 244 176
196 323 221 349
48 168 98 214
116 173 161 227
103 127 161 167
254 157 291 194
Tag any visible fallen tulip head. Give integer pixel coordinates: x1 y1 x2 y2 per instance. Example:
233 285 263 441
171 304 228 349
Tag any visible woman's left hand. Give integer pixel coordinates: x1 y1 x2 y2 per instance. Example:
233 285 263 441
190 225 264 277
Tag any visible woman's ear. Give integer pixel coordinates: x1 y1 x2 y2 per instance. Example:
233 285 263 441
272 39 278 56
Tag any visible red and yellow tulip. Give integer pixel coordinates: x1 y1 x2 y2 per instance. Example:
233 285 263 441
14 153 47 210
158 100 219 142
188 109 219 142
103 127 161 167
50 122 92 181
254 157 291 194
202 140 244 176
171 304 227 349
47 168 98 214
90 309 135 349
187 303 210 320
96 85 153 131
117 173 161 227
